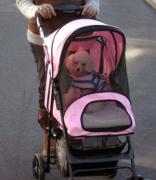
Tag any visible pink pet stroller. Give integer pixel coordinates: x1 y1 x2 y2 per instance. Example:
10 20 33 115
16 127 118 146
32 4 144 180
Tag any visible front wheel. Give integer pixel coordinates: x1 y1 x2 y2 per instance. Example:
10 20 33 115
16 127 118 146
32 153 45 180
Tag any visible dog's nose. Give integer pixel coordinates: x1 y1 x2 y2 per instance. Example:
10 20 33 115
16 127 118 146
77 68 80 72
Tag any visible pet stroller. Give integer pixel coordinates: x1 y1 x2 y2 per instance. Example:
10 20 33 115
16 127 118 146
32 4 143 180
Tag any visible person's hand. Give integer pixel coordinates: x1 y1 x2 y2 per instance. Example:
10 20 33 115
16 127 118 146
36 4 56 18
81 3 97 17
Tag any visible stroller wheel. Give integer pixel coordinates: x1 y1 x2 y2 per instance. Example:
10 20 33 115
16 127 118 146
56 135 69 177
32 153 45 180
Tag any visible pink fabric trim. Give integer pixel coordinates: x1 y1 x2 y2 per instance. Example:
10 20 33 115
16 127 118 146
44 65 53 112
44 30 57 61
63 92 135 137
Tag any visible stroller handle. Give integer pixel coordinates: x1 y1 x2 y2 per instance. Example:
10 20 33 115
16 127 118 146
54 4 83 14
36 4 83 38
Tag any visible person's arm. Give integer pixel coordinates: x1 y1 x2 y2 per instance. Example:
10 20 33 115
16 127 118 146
86 0 100 13
16 0 39 18
82 0 100 17
16 0 56 19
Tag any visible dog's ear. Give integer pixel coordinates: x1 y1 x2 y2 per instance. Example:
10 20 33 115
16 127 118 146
65 54 75 74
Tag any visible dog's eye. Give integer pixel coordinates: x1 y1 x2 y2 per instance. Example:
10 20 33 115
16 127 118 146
74 62 78 65
82 63 86 67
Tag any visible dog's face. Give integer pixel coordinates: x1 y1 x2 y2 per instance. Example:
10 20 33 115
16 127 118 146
65 51 95 78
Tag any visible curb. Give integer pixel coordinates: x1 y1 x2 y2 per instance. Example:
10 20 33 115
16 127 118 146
145 0 156 10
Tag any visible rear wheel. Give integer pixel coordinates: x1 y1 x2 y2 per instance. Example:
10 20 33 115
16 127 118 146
32 153 45 180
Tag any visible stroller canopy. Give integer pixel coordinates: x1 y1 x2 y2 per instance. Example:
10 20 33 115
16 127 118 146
44 19 129 98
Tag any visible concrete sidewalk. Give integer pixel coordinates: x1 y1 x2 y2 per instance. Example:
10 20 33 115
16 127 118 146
145 0 156 10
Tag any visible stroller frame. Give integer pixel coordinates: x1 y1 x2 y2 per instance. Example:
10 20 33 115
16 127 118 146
32 6 144 180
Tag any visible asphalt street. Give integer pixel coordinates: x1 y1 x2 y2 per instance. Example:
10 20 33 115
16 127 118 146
0 0 156 180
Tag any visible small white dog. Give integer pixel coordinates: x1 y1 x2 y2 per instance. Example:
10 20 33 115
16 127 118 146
64 50 108 112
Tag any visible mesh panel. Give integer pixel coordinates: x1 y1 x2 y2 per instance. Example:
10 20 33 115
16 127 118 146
58 29 129 113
